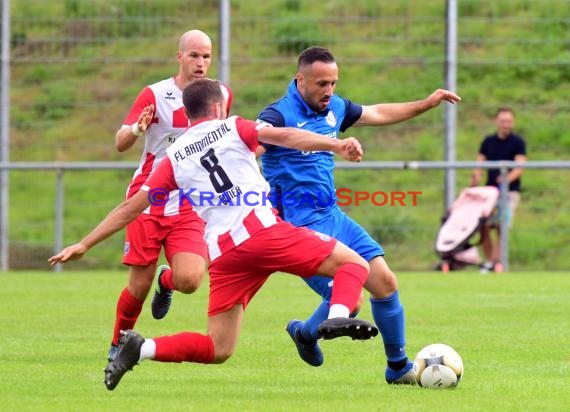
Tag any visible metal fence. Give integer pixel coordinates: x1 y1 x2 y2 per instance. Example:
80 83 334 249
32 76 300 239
1 0 570 270
2 160 570 272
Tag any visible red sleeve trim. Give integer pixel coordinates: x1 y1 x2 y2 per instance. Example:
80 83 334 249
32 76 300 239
123 87 156 126
222 84 233 116
235 117 259 152
143 157 178 193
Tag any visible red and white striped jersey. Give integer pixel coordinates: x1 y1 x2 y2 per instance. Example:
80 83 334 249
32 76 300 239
143 116 277 261
122 76 233 216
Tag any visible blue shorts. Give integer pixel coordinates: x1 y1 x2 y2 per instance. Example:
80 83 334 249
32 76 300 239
300 208 384 300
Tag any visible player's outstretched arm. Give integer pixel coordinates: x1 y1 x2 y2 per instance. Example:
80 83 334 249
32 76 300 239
257 127 363 162
356 89 461 127
48 191 150 265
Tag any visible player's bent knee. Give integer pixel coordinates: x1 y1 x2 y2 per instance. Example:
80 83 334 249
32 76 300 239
173 270 204 294
212 347 235 364
341 253 369 273
382 271 398 291
336 243 369 268
366 259 399 297
353 257 370 272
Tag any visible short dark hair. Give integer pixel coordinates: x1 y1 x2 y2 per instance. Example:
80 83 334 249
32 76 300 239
496 107 514 117
182 79 223 120
297 46 336 70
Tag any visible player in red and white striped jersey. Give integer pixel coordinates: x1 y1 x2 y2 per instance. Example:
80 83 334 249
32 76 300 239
108 30 232 364
120 76 232 216
50 79 395 391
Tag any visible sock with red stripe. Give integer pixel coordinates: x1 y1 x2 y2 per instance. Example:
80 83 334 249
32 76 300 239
153 332 215 363
112 288 143 346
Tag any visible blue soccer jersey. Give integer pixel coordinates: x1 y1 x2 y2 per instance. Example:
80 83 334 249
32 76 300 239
257 79 362 226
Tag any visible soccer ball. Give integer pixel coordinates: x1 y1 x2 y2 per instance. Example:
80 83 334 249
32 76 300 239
413 343 464 389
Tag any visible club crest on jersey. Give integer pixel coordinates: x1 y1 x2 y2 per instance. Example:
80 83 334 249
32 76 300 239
325 111 337 127
314 231 332 242
123 242 130 255
165 91 176 100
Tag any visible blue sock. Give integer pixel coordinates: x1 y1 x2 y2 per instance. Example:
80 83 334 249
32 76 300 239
370 291 408 363
299 300 329 341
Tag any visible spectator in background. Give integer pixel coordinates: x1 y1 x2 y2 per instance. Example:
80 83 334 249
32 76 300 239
471 107 527 273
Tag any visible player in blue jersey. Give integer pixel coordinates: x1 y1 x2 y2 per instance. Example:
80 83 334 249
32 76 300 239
257 46 461 384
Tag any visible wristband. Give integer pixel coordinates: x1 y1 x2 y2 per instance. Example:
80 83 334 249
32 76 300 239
131 122 143 137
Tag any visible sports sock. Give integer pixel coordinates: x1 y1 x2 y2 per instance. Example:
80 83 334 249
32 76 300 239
112 288 143 346
159 268 175 290
299 263 367 341
329 262 367 312
299 300 330 341
328 304 350 319
153 332 215 363
139 339 156 361
387 358 409 371
370 290 407 363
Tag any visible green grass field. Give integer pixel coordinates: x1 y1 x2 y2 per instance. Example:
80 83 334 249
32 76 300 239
1 271 569 411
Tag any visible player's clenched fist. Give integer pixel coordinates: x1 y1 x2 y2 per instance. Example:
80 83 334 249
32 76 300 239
339 137 363 162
